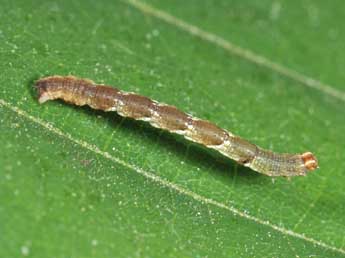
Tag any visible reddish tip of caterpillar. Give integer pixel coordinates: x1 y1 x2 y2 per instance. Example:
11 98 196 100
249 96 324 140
301 152 318 171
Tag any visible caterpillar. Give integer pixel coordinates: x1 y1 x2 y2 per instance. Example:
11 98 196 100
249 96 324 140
35 76 318 177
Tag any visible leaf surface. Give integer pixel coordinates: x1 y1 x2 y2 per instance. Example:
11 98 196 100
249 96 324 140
1 0 344 257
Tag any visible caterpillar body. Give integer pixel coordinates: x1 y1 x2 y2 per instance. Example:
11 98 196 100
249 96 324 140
36 76 318 177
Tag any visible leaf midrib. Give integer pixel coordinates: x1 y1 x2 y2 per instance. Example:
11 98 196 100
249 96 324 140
1 98 343 256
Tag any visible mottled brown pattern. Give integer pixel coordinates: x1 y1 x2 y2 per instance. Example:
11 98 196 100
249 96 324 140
152 105 189 131
188 119 228 146
118 93 154 118
230 137 258 165
91 86 120 110
35 75 318 177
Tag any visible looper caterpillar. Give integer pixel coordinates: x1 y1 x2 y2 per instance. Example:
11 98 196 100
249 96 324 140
36 76 318 177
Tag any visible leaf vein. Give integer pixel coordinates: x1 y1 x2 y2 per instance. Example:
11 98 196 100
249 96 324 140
125 0 345 103
0 98 344 255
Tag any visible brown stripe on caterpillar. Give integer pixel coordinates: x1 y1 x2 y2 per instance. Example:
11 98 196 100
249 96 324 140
185 119 229 146
35 75 319 177
150 104 190 131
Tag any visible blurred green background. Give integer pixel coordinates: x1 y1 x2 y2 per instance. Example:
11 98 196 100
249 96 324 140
1 0 344 257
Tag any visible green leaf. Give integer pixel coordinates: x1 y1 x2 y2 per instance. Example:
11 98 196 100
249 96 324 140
1 0 344 257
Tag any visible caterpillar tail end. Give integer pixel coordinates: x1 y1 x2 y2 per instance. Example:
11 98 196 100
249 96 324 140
302 152 318 172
